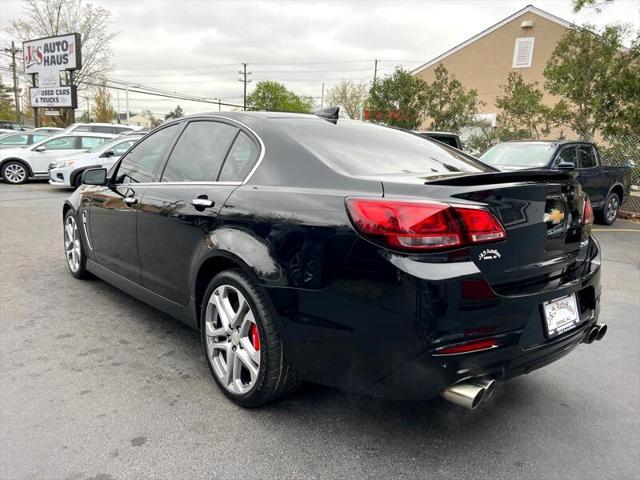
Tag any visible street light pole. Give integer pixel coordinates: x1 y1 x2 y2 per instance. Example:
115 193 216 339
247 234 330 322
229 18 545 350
4 41 22 124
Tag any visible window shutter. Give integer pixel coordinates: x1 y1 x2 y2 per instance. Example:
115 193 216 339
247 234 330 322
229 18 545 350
513 37 535 68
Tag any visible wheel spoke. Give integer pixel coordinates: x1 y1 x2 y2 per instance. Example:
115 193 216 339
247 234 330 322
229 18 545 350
205 321 227 338
240 337 260 364
229 293 249 330
235 348 259 382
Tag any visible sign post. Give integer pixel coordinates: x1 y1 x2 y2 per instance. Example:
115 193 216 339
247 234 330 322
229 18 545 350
23 33 81 126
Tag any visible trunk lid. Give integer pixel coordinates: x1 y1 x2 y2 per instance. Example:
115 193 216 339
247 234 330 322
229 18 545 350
377 170 591 293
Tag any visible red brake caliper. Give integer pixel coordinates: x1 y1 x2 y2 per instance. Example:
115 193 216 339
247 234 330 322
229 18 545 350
249 323 260 351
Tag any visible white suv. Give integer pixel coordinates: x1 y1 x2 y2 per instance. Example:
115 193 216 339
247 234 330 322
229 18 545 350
63 123 142 135
48 134 143 188
0 132 116 184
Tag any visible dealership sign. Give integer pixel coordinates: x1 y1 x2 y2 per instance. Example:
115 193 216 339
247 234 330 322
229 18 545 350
30 86 78 108
23 33 81 87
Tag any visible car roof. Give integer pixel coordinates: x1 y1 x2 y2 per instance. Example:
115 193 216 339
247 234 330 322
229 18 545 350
497 140 591 146
55 131 117 137
413 130 459 137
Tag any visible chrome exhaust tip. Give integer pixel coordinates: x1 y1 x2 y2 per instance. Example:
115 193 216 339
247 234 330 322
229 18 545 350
595 323 607 341
441 382 486 410
583 326 599 344
471 377 497 400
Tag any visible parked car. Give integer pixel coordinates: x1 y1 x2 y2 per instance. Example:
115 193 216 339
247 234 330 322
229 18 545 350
0 121 26 134
49 134 143 188
62 123 142 135
413 131 463 149
0 131 51 149
0 132 116 184
64 112 605 409
32 127 64 135
480 141 632 225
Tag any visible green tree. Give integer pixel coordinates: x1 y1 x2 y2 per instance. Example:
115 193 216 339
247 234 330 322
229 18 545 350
422 64 482 132
165 105 184 120
326 80 368 119
544 25 640 141
495 72 551 140
465 121 499 156
0 76 16 120
366 68 427 129
91 82 115 122
247 81 314 113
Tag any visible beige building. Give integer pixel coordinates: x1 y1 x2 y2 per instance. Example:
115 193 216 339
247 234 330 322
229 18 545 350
413 4 572 134
128 114 154 129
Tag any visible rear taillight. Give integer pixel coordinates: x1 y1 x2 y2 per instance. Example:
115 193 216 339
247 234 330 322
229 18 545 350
345 198 506 252
434 338 499 355
583 196 594 226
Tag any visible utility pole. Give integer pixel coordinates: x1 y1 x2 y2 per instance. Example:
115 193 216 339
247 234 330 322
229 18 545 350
116 91 121 123
320 82 325 110
4 41 22 124
238 63 252 111
373 59 380 85
125 86 130 121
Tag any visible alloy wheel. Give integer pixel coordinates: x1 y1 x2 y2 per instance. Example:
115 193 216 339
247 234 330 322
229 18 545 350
64 215 82 273
4 163 27 183
204 284 261 395
606 196 619 223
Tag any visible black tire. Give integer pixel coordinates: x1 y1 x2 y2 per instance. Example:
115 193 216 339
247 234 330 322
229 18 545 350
596 192 621 225
73 172 83 189
1 160 29 184
200 269 300 407
63 210 90 279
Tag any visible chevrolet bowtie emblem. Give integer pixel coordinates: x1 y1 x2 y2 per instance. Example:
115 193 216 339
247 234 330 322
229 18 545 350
544 208 565 224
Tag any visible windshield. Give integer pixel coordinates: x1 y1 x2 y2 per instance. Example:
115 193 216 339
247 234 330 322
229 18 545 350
480 143 556 168
276 118 489 176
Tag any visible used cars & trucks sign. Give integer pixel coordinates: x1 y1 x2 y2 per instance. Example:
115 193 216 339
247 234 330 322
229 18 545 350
30 86 78 108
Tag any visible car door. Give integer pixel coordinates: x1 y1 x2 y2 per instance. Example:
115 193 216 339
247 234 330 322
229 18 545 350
88 123 181 284
577 145 606 207
137 119 260 305
29 136 80 173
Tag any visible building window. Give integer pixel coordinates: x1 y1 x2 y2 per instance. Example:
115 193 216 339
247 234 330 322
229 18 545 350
513 37 535 68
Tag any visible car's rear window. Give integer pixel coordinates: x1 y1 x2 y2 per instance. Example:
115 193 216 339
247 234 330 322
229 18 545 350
276 118 488 176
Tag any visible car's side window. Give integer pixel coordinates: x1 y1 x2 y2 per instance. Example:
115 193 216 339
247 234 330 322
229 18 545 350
74 125 91 132
161 121 238 182
41 136 76 150
115 124 180 184
219 131 260 182
113 140 135 155
578 146 597 168
0 134 28 145
81 136 106 149
32 134 49 143
556 146 577 167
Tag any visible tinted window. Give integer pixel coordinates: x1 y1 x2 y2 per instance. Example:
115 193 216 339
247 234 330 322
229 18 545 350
556 146 577 167
161 121 238 182
115 126 133 133
42 136 76 150
278 118 488 176
74 125 91 132
579 146 597 168
219 131 259 181
0 134 28 145
81 136 107 149
91 126 116 134
115 124 179 184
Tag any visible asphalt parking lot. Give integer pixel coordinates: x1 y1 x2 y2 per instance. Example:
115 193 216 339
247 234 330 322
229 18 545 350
0 182 638 480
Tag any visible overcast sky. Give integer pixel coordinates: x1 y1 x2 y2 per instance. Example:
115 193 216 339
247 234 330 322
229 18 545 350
1 0 638 116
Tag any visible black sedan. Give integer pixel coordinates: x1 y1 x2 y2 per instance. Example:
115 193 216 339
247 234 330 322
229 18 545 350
63 111 606 409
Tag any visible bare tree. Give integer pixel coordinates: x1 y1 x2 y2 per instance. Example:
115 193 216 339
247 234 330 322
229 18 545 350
7 0 117 87
326 80 368 119
92 81 114 122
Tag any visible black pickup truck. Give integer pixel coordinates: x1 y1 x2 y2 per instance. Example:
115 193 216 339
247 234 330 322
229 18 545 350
480 140 633 224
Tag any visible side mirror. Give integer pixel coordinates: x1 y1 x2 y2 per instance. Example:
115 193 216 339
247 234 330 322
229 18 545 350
556 161 576 171
101 150 115 158
34 145 46 152
82 168 108 186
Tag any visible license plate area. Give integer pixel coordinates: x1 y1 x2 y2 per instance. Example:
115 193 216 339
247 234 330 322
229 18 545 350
543 294 581 338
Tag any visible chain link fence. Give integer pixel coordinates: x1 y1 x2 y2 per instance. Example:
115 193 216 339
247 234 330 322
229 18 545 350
599 135 640 214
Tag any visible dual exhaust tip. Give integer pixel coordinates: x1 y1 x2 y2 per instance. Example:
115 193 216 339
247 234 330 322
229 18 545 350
441 377 496 410
583 323 607 344
443 323 608 409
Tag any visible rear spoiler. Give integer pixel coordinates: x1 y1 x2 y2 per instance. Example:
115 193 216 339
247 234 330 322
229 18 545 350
426 169 576 186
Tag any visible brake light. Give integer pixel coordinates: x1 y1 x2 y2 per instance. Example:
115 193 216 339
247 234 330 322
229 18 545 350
434 338 499 355
345 198 506 252
583 196 594 226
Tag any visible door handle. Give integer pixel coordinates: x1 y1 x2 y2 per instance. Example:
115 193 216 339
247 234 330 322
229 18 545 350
123 196 138 206
191 198 214 208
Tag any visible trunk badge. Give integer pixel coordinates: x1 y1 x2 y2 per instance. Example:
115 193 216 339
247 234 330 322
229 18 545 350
544 208 565 224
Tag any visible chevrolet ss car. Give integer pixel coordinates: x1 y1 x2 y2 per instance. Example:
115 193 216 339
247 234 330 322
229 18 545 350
62 110 606 409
